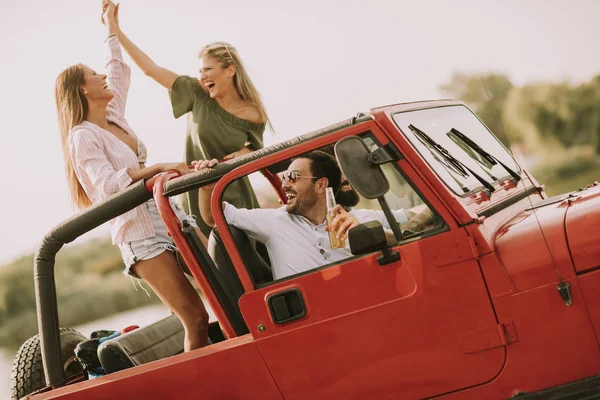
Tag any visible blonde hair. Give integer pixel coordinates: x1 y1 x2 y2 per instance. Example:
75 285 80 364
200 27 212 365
200 42 273 132
55 64 93 209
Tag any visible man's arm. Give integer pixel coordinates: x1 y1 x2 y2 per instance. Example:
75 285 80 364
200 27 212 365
384 231 397 245
402 206 434 233
194 159 273 244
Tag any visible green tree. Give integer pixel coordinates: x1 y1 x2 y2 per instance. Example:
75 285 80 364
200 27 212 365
511 75 600 152
0 237 160 349
571 75 600 154
440 72 515 146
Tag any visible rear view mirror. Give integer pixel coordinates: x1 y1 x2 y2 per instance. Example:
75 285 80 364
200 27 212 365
334 136 390 199
335 135 404 245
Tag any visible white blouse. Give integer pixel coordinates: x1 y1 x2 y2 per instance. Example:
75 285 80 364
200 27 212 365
68 36 155 244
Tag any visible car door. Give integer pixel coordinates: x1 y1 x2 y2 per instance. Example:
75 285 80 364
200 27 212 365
237 132 506 399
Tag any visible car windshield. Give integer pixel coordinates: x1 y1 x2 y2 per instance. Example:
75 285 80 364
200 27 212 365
393 105 521 196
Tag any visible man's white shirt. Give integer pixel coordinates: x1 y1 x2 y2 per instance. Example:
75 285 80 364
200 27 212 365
223 203 407 280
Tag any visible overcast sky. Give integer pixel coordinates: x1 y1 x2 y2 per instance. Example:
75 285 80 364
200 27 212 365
0 0 599 265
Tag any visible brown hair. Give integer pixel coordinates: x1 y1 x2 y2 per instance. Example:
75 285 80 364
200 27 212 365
55 64 92 209
200 42 273 132
294 150 342 194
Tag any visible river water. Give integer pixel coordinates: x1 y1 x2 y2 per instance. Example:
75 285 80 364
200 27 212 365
0 304 177 400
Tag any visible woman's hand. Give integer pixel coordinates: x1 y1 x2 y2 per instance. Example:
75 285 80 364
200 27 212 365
326 205 360 241
223 146 252 161
126 162 188 184
192 159 219 192
101 0 120 30
192 159 219 172
157 162 190 176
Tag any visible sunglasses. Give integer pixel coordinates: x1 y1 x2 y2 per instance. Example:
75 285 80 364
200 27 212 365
282 171 320 184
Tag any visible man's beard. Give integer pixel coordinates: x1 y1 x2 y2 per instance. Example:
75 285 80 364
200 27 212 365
336 182 360 208
286 201 298 214
286 191 318 216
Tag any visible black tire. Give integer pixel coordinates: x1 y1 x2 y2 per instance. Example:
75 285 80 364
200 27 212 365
10 328 86 400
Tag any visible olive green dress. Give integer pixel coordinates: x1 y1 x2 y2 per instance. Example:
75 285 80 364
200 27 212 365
170 75 265 235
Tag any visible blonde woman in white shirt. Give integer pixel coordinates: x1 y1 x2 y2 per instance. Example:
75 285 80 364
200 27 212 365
54 1 208 351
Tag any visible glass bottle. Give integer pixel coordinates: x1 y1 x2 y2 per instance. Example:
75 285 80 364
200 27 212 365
326 187 346 249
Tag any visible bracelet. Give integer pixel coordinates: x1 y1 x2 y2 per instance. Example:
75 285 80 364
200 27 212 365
104 32 118 42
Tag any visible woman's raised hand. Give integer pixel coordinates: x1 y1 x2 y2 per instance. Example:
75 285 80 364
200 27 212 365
101 0 120 29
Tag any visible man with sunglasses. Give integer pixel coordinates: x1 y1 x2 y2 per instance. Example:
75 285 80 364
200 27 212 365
195 150 408 280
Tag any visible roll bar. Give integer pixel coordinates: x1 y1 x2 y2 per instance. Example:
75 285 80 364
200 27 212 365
33 115 361 387
34 179 154 387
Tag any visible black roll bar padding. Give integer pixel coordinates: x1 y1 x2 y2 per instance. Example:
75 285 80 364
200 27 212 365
163 118 355 197
34 180 152 387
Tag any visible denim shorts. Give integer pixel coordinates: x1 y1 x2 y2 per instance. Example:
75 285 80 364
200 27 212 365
117 199 198 279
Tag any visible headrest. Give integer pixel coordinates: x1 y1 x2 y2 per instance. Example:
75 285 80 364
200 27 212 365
208 226 272 286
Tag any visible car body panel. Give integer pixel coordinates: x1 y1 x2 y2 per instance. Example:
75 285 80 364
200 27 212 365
493 208 563 291
579 268 600 345
31 335 283 400
436 277 600 399
240 228 505 399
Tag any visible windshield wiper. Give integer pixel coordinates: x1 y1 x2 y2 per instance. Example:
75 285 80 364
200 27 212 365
448 128 521 184
410 130 471 194
408 124 495 194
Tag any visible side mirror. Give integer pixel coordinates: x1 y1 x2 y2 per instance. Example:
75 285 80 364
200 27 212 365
334 136 390 199
335 136 404 243
348 221 400 266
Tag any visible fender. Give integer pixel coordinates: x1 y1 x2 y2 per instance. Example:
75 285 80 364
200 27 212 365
493 197 576 292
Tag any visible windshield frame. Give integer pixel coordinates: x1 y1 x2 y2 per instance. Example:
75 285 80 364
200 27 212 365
392 104 522 198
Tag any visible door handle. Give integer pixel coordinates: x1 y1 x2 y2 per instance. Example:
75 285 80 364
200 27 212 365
267 289 307 325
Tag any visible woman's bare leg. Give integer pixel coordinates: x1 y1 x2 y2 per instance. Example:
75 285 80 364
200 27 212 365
131 251 209 351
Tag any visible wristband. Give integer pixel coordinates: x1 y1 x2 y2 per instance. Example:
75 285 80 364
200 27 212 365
105 32 118 42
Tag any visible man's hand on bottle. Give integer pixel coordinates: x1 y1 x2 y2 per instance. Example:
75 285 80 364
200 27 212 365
326 205 359 241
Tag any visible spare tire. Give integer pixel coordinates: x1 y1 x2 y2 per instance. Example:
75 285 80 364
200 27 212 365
10 328 86 400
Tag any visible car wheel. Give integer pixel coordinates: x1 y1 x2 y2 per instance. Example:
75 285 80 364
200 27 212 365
10 328 86 400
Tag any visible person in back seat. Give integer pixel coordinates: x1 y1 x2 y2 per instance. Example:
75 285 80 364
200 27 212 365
195 151 408 280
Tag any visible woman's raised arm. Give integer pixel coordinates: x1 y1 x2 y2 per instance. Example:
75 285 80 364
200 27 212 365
101 2 131 114
117 30 179 90
105 2 179 89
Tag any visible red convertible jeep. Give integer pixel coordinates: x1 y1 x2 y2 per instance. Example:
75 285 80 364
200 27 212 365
12 100 600 399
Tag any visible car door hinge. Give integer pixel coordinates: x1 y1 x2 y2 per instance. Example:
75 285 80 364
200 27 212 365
459 321 518 354
557 282 572 306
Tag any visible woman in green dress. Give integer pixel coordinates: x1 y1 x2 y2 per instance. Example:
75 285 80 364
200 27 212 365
111 4 271 234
